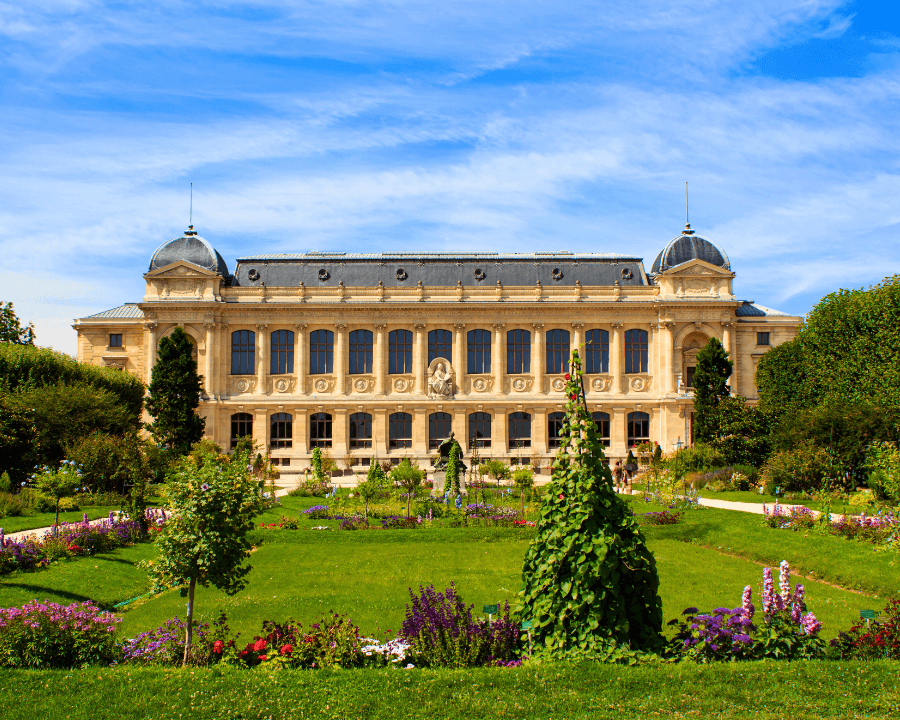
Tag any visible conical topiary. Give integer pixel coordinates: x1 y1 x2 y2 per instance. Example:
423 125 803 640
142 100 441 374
517 349 663 659
443 443 462 498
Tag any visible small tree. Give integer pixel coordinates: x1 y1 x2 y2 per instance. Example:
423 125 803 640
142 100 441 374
391 458 424 517
0 301 35 345
122 432 151 534
480 459 510 485
311 447 326 483
356 460 386 521
512 467 534 513
32 461 83 526
146 448 263 665
693 337 733 442
145 328 205 455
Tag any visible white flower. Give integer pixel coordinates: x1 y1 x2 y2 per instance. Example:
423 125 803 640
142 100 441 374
405 663 414 669
200 483 209 491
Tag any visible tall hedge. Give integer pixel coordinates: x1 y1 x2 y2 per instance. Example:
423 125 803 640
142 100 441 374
0 343 145 419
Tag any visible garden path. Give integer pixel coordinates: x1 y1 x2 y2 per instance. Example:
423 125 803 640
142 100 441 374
3 513 123 544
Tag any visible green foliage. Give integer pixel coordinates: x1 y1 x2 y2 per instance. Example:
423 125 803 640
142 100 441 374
761 440 834 493
0 302 35 345
311 448 325 483
692 337 733 442
709 396 771 467
625 449 636 466
651 443 662 466
443 444 462 497
391 458 424 517
146 449 264 663
355 460 386 521
479 459 509 482
0 394 36 485
865 441 900 503
145 328 205 455
518 349 663 659
65 432 128 495
0 471 11 494
755 337 812 418
30 461 84 526
663 443 725 473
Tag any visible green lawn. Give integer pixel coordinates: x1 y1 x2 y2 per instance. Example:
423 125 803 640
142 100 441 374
1 661 897 719
0 505 120 534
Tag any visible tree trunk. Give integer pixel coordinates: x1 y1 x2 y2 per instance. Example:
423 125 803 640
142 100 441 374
55 497 60 527
183 577 196 666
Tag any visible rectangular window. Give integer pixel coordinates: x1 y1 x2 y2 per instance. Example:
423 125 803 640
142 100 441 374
468 412 492 448
428 329 453 364
508 412 532 449
548 412 566 449
627 411 650 446
546 329 571 374
584 329 609 374
270 413 293 449
506 329 531 374
757 332 770 346
231 330 256 375
686 366 696 388
467 329 491 374
429 412 452 450
349 412 373 449
309 330 334 375
624 329 648 374
309 412 332 448
270 330 295 374
349 330 373 374
389 330 413 374
592 412 611 448
389 412 412 449
109 334 122 348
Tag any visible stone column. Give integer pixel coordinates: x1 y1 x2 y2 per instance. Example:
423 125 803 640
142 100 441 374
413 408 428 455
611 406 627 455
610 323 624 394
532 407 547 456
203 322 216 398
333 408 348 461
532 323 544 395
454 409 467 451
146 322 158 383
414 324 426 395
254 407 269 453
373 409 388 456
493 409 508 457
493 323 505 395
661 322 675 394
335 324 347 395
295 324 307 396
294 412 309 457
256 324 268 395
571 323 583 362
374 324 387 395
454 324 467 391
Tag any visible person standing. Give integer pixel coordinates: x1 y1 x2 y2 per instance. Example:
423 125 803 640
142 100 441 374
613 461 624 491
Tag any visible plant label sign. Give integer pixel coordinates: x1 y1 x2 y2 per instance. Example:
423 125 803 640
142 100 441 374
521 620 533 630
483 604 499 615
859 609 875 619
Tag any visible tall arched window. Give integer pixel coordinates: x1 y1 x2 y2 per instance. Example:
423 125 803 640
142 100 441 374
230 412 253 449
270 413 293 449
548 411 566 448
428 329 453 364
270 330 295 374
584 329 609 374
310 330 334 374
507 329 531 374
624 329 648 374
349 329 373 374
429 412 452 450
591 411 611 448
310 412 332 448
468 412 491 448
508 412 532 449
349 412 372 449
546 329 571 374
467 329 491 374
389 329 413 374
231 330 255 375
389 412 412 449
627 411 650 446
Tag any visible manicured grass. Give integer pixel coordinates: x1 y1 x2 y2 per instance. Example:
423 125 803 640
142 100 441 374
1 661 897 719
0 506 120 534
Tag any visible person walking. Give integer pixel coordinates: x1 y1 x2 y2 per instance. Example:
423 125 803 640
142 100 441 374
613 461 624 491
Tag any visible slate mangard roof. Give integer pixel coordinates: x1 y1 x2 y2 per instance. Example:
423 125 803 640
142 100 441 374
735 302 791 318
83 303 144 320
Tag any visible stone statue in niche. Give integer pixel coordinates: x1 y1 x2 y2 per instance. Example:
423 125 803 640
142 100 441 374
427 358 454 398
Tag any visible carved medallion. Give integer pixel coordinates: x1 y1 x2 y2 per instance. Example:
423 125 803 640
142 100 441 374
274 378 289 393
236 379 250 393
591 377 608 392
512 377 526 391
472 378 487 392
551 377 566 392
314 378 329 392
354 378 369 392
394 378 408 392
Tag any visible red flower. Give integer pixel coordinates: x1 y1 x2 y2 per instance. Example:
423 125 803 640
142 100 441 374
253 638 267 652
213 640 224 653
280 643 293 656
558 494 564 500
564 373 570 381
258 655 268 661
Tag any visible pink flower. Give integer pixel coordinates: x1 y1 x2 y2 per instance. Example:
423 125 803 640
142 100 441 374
213 640 224 653
253 638 267 652
800 611 820 635
741 585 755 621
762 567 775 617
280 643 293 656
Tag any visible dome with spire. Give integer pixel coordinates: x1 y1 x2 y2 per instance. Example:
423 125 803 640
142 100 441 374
650 223 730 274
148 226 230 277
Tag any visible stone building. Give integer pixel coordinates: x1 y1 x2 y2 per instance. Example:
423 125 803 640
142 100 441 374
73 222 799 478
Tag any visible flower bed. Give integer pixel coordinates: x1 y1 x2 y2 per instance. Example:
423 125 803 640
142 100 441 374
642 510 684 525
763 501 898 546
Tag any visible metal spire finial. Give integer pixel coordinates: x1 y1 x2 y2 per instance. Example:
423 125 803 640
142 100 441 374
683 182 694 235
185 183 198 235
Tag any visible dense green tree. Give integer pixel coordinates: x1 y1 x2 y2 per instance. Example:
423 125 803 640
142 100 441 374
692 337 733 442
390 458 424 517
145 328 205 454
518 350 662 660
0 302 35 345
709 396 771 468
755 337 812 419
0 395 36 484
32 461 84 526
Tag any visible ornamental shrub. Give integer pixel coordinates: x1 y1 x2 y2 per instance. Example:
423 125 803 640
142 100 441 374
443 443 463 497
400 583 520 668
830 599 900 660
121 614 228 666
0 600 120 668
761 440 833 492
237 613 366 669
517 350 663 660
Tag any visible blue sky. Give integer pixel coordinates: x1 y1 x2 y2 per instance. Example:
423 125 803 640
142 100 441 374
1 0 899 354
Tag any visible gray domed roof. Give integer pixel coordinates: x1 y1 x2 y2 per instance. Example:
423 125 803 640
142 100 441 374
651 224 730 274
149 226 229 276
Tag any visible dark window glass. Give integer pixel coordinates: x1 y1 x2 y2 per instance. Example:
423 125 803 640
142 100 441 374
584 329 609 374
546 329 571 374
349 329 373 374
686 366 696 388
627 411 650 446
467 329 491 374
349 412 372 449
231 330 256 375
389 412 412 449
389 330 413 374
468 412 492 448
109 333 122 348
624 329 648 374
230 413 253 449
508 412 532 449
270 413 293 449
757 332 770 346
506 329 531 374
591 411 611 448
310 412 332 448
429 412 452 450
428 329 453 364
270 330 295 374
548 412 566 448
310 330 334 375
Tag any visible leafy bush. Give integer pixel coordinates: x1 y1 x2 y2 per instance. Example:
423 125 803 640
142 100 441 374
761 441 833 493
642 510 683 525
866 441 900 503
665 443 726 473
0 472 10 494
302 504 330 519
236 613 366 669
381 516 419 529
400 583 520 668
0 492 27 517
830 599 900 660
0 600 120 668
340 517 368 531
288 479 331 497
122 614 229 665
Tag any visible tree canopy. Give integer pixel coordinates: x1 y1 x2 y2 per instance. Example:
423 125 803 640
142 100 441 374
692 337 733 442
0 302 35 345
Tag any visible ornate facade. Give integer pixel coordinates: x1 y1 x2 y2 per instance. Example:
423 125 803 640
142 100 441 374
73 222 799 478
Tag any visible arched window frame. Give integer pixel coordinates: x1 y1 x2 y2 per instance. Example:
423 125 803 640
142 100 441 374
468 412 492 448
428 329 453 364
231 330 255 375
389 412 412 449
591 411 611 448
546 329 571 374
270 329 295 375
349 412 372 449
349 329 373 375
627 411 650 447
548 411 567 449
508 412 532 449
506 329 531 374
230 412 253 449
388 329 413 374
429 412 452 450
467 328 492 374
270 413 293 449
624 329 649 374
310 412 332 448
309 330 334 375
584 329 609 374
